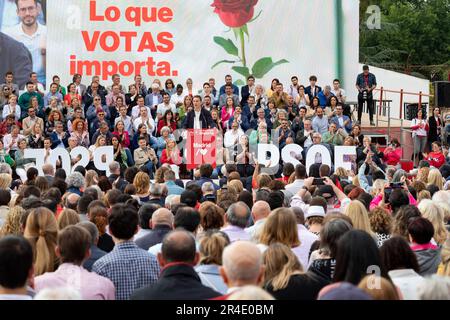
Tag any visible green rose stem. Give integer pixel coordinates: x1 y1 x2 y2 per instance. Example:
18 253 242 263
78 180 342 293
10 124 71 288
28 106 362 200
239 26 247 68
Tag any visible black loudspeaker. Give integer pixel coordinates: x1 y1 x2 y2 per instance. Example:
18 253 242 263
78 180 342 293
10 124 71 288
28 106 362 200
435 81 450 107
405 103 427 121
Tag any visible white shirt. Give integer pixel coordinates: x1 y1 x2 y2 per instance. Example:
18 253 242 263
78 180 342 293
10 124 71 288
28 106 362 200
224 129 244 148
303 130 313 148
331 88 346 102
194 111 201 129
3 134 24 151
114 115 133 134
131 105 151 120
4 22 47 84
170 93 186 106
133 117 156 136
245 218 267 242
2 104 21 121
388 269 424 300
285 179 305 195
297 224 319 269
0 1 20 30
156 103 176 116
411 118 427 137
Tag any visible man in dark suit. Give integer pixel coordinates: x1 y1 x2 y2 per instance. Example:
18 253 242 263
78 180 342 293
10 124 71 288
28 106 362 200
305 75 322 102
0 32 33 91
131 229 221 300
183 95 216 129
135 208 173 251
240 75 255 106
108 161 128 191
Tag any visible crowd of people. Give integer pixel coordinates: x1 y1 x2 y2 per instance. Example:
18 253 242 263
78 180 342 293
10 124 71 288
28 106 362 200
0 67 449 301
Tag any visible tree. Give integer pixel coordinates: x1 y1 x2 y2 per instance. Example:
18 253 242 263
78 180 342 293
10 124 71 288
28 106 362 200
360 0 450 80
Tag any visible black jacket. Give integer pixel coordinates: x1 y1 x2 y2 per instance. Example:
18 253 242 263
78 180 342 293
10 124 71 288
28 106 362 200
428 115 443 143
0 33 33 90
135 225 172 251
240 85 252 106
183 108 216 129
265 273 329 300
131 263 221 300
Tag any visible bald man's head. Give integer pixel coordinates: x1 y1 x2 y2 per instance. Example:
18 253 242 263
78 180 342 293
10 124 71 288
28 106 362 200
220 241 263 287
151 208 174 228
251 201 271 221
226 201 250 228
159 229 198 266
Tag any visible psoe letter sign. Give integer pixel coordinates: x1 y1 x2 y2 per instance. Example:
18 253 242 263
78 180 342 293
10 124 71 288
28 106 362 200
24 146 114 176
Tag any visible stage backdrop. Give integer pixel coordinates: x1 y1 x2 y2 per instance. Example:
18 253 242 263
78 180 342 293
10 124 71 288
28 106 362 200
47 0 359 92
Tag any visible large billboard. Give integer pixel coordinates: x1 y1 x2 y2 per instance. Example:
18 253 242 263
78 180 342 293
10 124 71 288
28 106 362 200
2 0 359 92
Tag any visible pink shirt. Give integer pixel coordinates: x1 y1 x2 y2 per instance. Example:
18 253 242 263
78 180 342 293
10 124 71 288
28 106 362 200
35 263 116 300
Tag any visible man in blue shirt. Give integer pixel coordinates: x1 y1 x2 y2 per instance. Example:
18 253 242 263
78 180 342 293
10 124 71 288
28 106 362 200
355 65 377 126
330 105 352 133
219 74 239 97
164 170 184 196
312 106 329 135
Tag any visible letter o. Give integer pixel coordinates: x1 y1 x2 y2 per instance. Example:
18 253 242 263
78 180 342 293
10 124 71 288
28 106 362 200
119 61 134 76
105 6 120 21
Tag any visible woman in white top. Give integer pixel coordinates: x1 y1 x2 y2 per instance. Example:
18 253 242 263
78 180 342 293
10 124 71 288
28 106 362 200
295 85 310 108
255 84 268 109
411 109 428 165
2 94 21 121
89 135 107 161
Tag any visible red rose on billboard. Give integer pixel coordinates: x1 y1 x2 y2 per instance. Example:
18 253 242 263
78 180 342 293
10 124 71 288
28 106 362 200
211 0 258 28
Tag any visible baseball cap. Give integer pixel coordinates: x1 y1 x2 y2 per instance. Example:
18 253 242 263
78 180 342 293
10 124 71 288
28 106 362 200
316 185 335 199
305 205 325 219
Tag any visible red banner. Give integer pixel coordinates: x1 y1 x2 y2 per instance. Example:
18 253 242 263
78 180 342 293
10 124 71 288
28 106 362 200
186 129 217 170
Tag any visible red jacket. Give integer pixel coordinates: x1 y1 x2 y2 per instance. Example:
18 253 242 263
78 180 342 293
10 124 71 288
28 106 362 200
157 119 177 135
383 147 402 166
160 149 182 165
426 151 445 168
112 131 130 148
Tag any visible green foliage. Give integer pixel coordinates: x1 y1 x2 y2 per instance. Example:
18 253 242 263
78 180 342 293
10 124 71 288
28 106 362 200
213 36 239 57
360 0 450 79
251 58 289 79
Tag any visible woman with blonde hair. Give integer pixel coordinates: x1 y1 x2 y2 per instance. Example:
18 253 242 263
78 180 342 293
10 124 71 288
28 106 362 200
24 207 58 276
0 173 12 190
344 200 375 238
357 275 400 300
85 170 99 188
133 172 151 204
418 199 448 245
263 243 328 300
0 206 26 237
427 169 444 190
369 206 392 247
417 167 430 184
57 209 80 230
227 179 243 194
437 238 450 276
258 208 306 267
195 230 230 294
